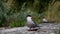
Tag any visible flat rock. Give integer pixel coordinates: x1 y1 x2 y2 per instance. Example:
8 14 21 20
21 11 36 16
0 23 60 34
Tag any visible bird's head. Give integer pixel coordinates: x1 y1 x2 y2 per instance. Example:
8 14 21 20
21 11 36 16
27 15 34 19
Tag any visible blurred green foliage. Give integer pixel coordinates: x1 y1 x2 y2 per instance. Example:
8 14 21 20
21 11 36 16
55 30 60 34
0 0 60 27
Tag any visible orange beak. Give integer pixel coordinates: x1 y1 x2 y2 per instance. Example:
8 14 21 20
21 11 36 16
31 16 34 19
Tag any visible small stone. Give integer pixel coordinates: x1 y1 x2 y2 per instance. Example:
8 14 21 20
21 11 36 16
50 33 55 34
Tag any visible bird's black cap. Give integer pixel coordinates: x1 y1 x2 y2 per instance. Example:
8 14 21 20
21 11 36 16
27 15 32 17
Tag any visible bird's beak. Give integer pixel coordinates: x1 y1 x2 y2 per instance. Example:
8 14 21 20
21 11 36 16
31 16 34 19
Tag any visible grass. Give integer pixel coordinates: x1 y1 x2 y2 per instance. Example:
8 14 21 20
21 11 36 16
56 30 60 34
43 1 60 23
9 20 25 28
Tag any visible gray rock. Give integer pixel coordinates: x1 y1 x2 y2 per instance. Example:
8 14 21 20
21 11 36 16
0 23 60 34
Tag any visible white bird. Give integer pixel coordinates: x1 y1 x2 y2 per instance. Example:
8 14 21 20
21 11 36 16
26 15 37 28
26 15 40 31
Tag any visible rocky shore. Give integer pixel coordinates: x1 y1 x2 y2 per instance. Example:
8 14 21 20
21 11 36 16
0 23 60 34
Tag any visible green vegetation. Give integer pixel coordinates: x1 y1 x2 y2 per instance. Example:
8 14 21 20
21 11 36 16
55 30 60 34
0 0 60 27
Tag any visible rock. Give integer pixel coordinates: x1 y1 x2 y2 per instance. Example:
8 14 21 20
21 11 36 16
0 23 60 34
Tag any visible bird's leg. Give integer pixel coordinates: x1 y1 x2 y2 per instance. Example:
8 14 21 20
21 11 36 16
28 28 34 31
